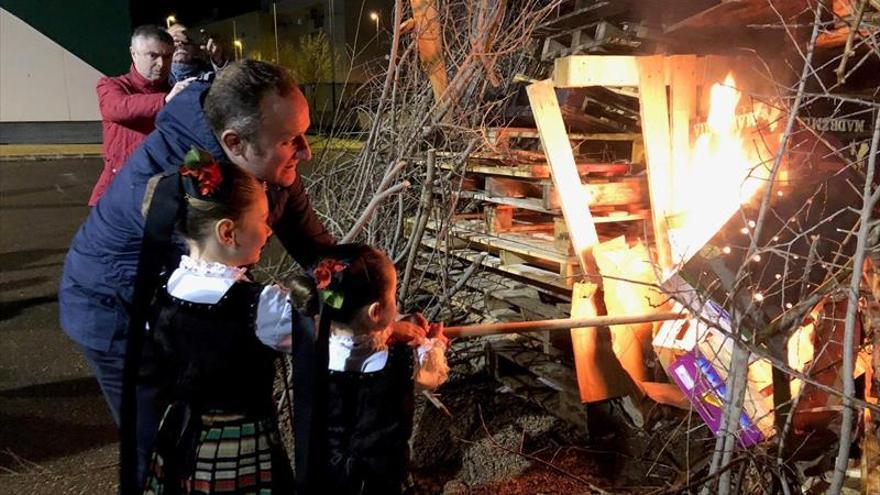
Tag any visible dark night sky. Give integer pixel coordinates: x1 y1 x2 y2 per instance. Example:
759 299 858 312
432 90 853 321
129 1 264 28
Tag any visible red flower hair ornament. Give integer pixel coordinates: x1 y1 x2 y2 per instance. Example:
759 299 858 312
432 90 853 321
313 258 348 309
180 146 223 196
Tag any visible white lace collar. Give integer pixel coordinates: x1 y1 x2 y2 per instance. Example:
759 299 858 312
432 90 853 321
329 329 391 352
179 255 247 281
328 327 392 373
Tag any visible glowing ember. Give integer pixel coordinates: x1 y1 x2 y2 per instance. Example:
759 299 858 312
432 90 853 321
667 74 780 265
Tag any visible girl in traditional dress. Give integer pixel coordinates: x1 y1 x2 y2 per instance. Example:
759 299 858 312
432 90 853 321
293 244 449 495
143 161 299 494
142 153 444 494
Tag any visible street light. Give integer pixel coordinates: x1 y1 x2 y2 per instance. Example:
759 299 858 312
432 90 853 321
233 39 243 61
369 12 379 34
166 15 176 29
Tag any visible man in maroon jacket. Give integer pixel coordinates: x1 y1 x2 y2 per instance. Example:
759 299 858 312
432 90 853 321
89 25 195 206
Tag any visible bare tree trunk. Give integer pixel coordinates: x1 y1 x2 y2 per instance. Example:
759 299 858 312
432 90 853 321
829 112 880 495
400 149 436 301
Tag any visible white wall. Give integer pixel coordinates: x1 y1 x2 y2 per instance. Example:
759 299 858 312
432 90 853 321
0 8 104 122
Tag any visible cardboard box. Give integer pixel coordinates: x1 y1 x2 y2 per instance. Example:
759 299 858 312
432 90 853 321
668 351 765 447
652 276 776 440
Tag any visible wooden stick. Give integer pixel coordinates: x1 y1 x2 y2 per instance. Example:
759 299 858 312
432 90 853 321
444 311 686 338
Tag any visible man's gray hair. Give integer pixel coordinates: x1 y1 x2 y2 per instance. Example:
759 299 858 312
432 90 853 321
131 25 173 47
204 60 299 142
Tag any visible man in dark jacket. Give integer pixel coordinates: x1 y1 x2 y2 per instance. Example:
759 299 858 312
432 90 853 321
89 25 195 206
60 60 334 486
167 23 228 84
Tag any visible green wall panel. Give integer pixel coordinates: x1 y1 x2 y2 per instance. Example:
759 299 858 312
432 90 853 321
1 0 132 75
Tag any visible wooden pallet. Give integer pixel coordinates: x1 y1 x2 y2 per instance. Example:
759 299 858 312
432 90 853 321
487 287 569 320
422 218 583 284
538 0 626 31
414 239 575 300
420 235 574 295
483 174 648 210
482 127 644 164
541 20 643 61
485 127 641 150
471 193 650 224
412 263 571 332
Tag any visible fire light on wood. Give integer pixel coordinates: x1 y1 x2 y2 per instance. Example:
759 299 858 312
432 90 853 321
525 54 787 405
525 80 598 274
526 79 632 402
666 73 781 265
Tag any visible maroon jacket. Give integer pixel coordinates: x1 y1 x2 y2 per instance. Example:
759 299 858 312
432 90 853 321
89 65 169 205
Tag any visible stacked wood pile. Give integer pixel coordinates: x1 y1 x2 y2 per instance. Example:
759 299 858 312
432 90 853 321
408 121 649 333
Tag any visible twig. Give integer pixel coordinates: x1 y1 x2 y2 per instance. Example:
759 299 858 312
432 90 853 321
342 180 410 242
829 108 880 495
426 252 486 320
1 448 51 474
666 455 747 495
834 0 870 85
708 3 825 493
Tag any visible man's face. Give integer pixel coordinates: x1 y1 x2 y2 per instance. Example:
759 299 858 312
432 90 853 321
170 29 199 64
240 89 312 187
130 37 172 81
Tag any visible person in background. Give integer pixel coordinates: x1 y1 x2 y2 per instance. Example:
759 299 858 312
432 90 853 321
89 25 195 206
167 23 228 84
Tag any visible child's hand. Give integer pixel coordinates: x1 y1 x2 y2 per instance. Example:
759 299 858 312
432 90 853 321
427 322 448 346
387 314 427 346
398 312 428 331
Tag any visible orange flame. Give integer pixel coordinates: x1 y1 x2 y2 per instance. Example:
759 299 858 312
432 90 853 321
667 74 780 265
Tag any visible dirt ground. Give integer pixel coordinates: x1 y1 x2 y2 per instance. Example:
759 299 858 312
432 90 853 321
0 158 696 494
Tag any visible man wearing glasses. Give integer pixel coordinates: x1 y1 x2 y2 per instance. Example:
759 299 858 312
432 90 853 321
167 23 228 84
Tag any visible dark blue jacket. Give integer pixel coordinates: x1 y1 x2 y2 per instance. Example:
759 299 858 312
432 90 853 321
60 82 333 353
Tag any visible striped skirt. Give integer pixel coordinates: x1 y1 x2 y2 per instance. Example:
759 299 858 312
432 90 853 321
143 412 294 494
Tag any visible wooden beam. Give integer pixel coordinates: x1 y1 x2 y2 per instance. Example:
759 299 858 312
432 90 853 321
569 282 638 402
527 79 638 402
443 311 686 338
410 0 448 102
525 79 599 274
554 55 642 87
636 56 674 272
669 55 697 225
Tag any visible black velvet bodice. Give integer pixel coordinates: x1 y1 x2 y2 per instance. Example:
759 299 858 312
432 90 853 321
150 280 279 417
324 343 415 495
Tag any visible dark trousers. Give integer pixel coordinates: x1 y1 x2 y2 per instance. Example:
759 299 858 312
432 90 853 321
79 343 160 490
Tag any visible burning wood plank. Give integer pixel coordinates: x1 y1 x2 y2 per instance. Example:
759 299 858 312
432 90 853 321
669 54 697 210
636 55 675 272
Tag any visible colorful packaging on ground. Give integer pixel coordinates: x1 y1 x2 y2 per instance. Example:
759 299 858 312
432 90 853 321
668 351 765 447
